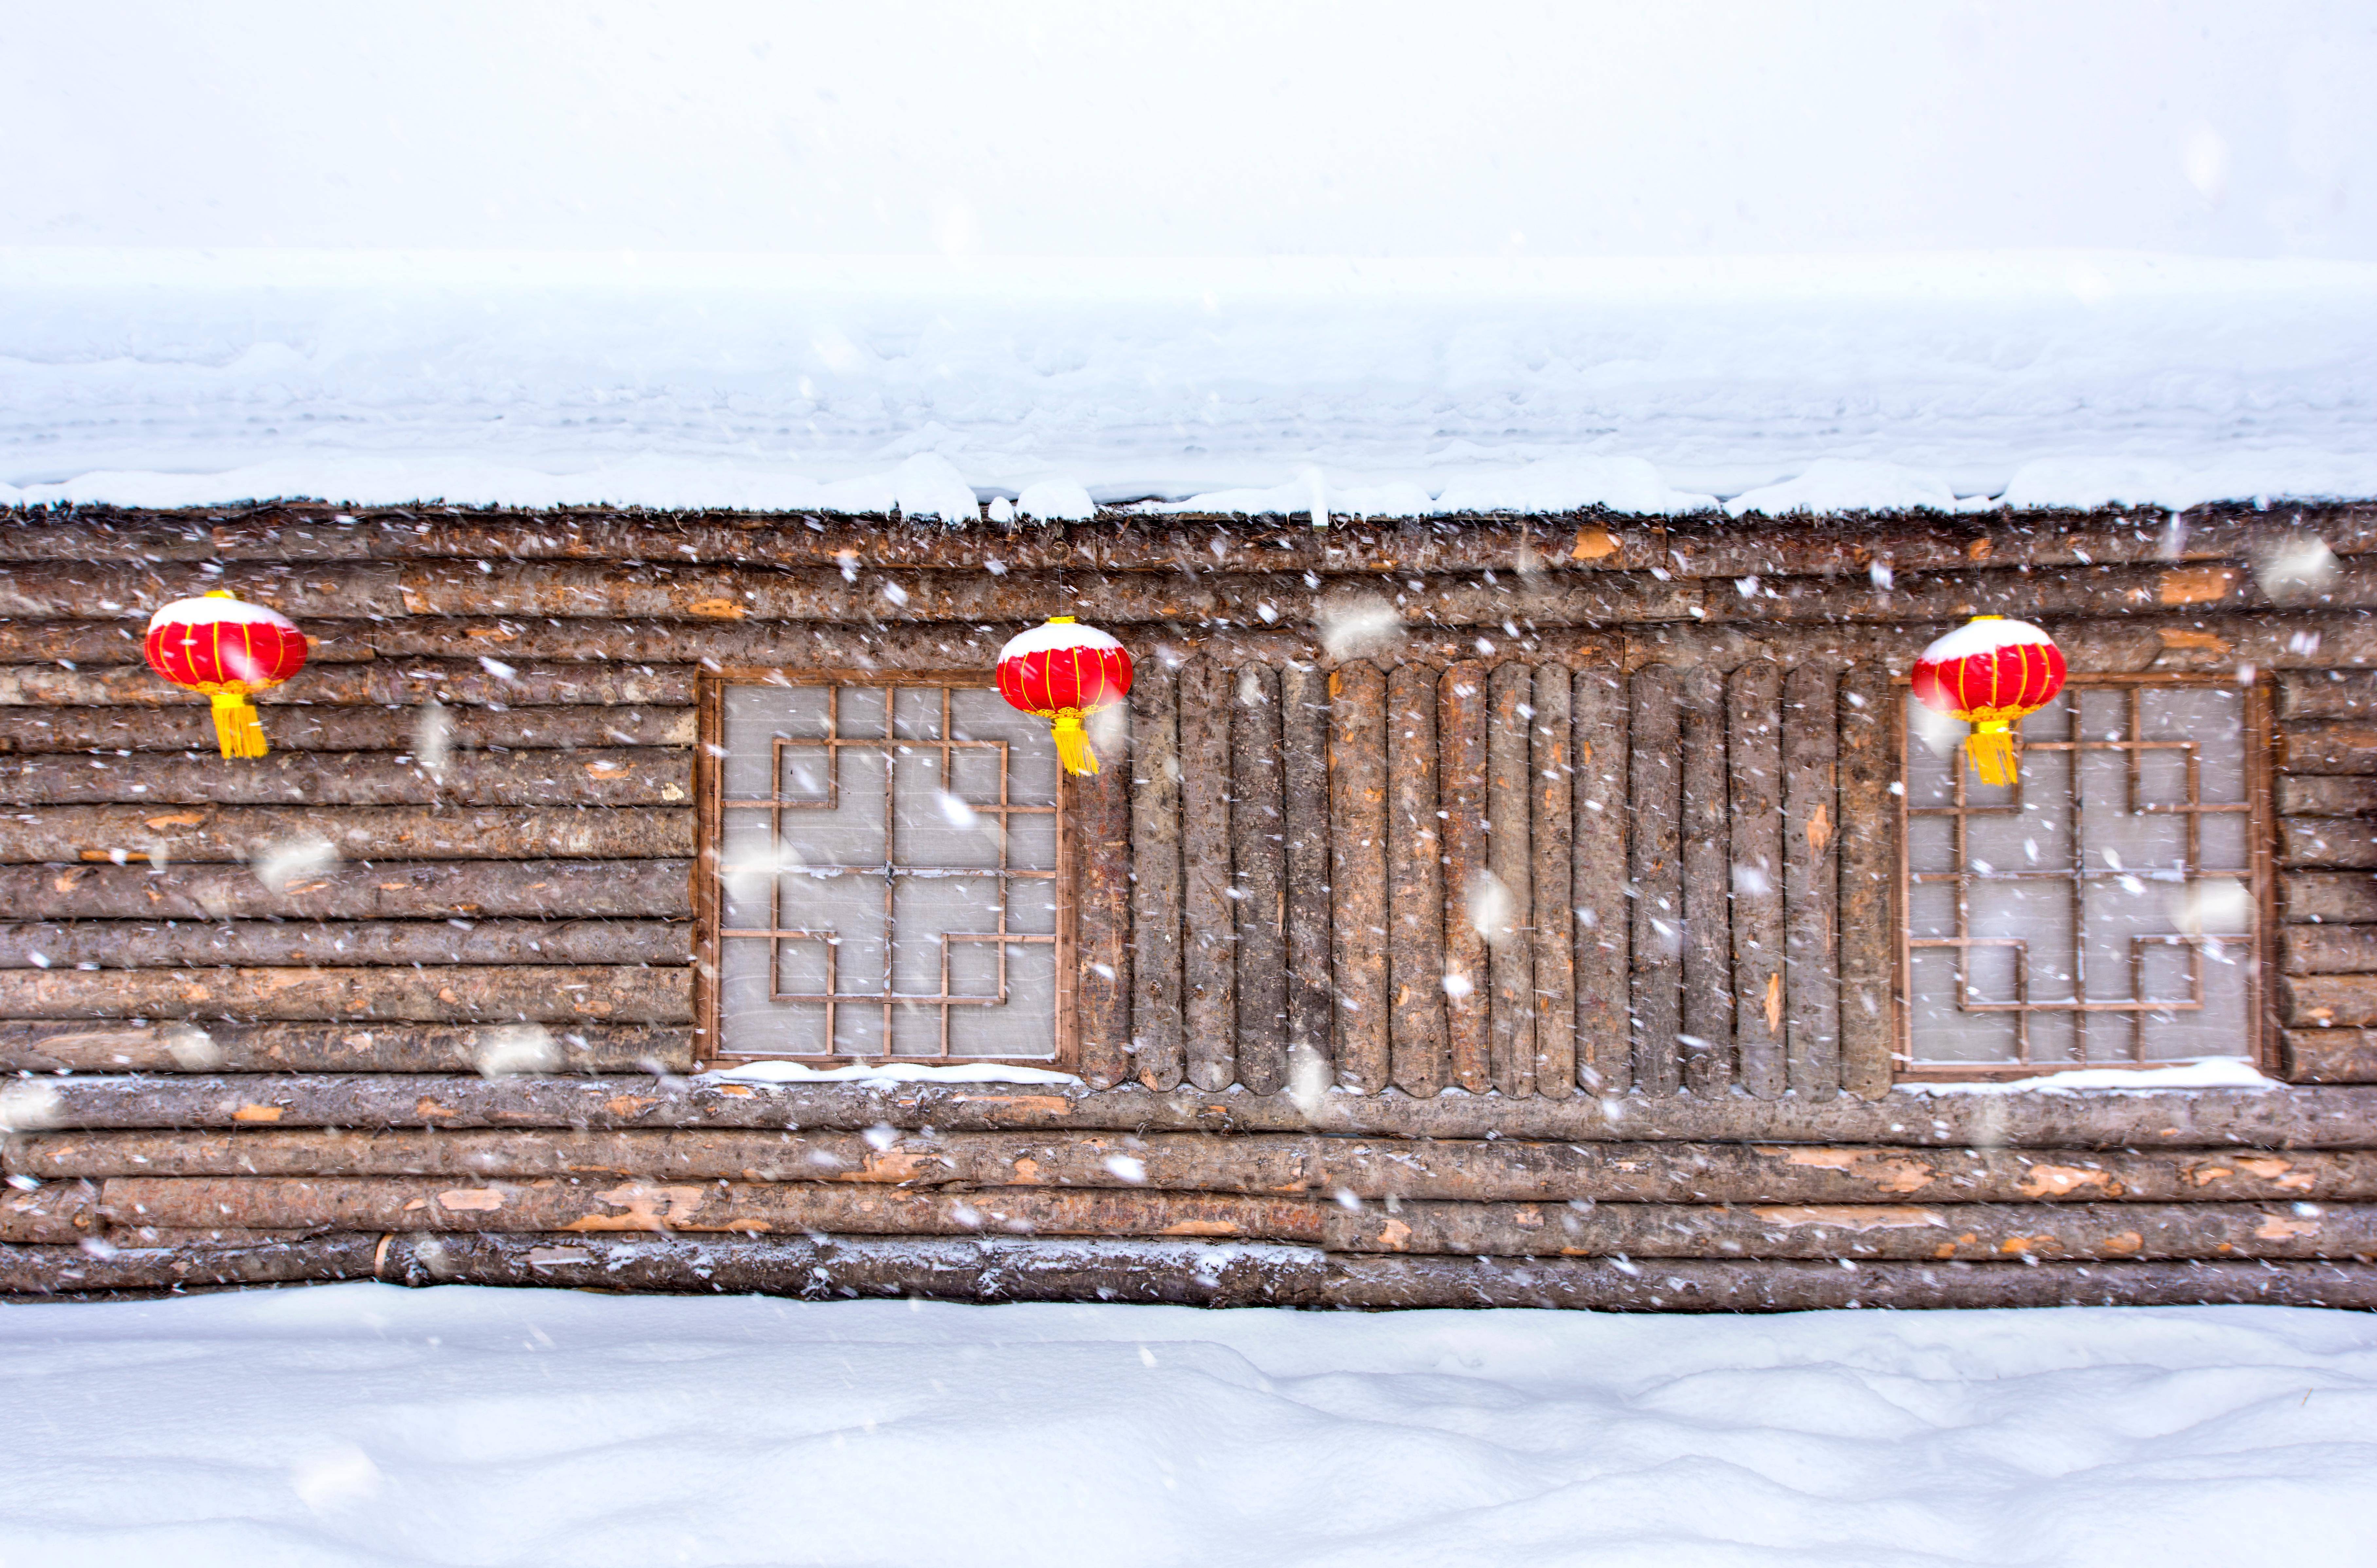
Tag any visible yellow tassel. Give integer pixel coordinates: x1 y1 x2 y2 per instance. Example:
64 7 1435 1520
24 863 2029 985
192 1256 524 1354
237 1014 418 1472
1964 723 2014 787
210 692 268 759
1051 712 1099 776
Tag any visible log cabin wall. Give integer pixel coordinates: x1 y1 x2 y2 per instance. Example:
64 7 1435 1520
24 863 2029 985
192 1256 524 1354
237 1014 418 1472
3 503 2377 1310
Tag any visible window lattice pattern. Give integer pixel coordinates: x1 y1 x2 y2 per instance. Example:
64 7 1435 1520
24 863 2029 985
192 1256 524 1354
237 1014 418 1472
1900 679 2265 1074
714 682 1062 1061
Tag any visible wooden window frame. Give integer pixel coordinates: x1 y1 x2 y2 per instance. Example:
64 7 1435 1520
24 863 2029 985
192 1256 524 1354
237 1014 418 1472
693 668 1079 1071
1890 670 2278 1082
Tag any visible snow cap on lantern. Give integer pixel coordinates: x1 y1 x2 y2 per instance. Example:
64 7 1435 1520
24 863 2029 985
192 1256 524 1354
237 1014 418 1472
143 590 310 758
1910 615 2066 787
996 616 1133 777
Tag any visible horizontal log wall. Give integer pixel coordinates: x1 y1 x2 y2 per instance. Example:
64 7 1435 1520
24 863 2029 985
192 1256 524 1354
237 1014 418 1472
3 505 2375 1299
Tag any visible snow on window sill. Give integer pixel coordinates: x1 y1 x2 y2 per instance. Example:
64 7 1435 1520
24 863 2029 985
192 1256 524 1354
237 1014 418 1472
1897 1059 2279 1095
702 1060 1082 1088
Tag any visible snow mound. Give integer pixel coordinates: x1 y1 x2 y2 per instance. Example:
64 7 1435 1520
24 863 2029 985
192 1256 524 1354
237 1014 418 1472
1902 1058 2280 1095
703 1060 1082 1087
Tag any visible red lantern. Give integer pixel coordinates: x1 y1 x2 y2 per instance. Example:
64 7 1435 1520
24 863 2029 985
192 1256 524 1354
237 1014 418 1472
996 616 1133 777
143 591 310 759
1911 615 2066 787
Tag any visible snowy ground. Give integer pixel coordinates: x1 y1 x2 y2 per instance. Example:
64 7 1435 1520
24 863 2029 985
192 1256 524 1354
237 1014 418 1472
1 1285 2372 1567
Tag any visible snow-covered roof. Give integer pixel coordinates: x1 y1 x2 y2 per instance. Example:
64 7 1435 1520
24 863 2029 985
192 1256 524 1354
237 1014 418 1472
6 249 2376 518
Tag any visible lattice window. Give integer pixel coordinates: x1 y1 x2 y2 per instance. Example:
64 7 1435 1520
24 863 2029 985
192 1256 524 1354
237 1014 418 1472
1897 675 2271 1078
702 678 1069 1063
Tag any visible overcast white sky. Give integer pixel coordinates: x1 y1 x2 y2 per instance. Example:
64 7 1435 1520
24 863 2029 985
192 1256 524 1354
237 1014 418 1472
7 0 2376 259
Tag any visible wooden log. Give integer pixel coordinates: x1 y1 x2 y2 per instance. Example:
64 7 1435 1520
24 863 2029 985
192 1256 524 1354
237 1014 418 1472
0 562 406 620
2285 872 2377 925
1483 662 1535 1096
1727 661 1786 1099
1328 663 1391 1093
1678 667 1733 1096
0 704 695 757
14 502 2377 576
0 919 688 969
1571 666 1631 1094
0 1020 692 1074
2281 974 2377 1028
2282 925 2377 975
1320 1256 2377 1312
0 859 693 921
2279 776 2377 816
2279 722 2377 774
1836 663 1897 1097
1073 709 1133 1092
1387 663 1448 1097
1330 1198 2377 1261
0 660 693 709
2281 670 2377 720
1279 664 1334 1078
0 1236 380 1294
2283 819 2377 870
1 1181 98 1243
1128 662 1186 1090
1437 662 1491 1092
0 965 691 1023
1781 664 1842 1100
15 1128 1314 1190
366 1231 1323 1305
1231 666 1289 1094
26 1128 2377 1205
0 805 691 865
1177 657 1237 1091
2285 1029 2377 1084
95 1175 1330 1242
20 1072 2377 1147
1628 666 1683 1095
1529 666 1577 1098
0 749 689 808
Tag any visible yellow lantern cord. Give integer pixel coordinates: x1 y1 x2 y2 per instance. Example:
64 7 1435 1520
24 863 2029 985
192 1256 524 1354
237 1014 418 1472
1048 710 1099 776
209 692 269 759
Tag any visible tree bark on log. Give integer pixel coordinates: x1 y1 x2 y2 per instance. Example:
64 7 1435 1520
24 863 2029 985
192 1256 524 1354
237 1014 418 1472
0 919 688 970
0 750 690 807
1781 663 1841 1099
2279 776 2377 817
0 964 691 1023
17 1072 2377 1146
1127 662 1185 1090
2281 973 2377 1028
95 1175 1328 1242
1679 667 1733 1096
1727 661 1785 1098
2280 670 2377 720
1 1181 98 1242
1177 657 1236 1091
1836 664 1898 1097
1330 1198 2377 1260
0 805 692 864
2279 722 2377 773
1484 662 1535 1096
2285 1029 2377 1084
24 1128 2375 1204
2282 819 2377 869
0 859 693 920
0 660 693 709
1628 666 1683 1094
1073 714 1133 1092
0 704 695 756
1328 663 1390 1093
11 502 2374 576
1571 666 1631 1094
1436 662 1491 1093
2281 925 2377 975
2284 872 2377 924
1279 664 1333 1078
0 1236 381 1294
1529 665 1577 1098
1384 664 1448 1097
1230 665 1288 1094
1319 1255 2377 1312
0 1020 692 1074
